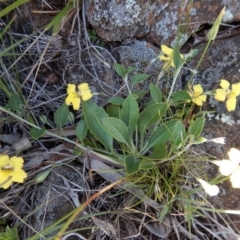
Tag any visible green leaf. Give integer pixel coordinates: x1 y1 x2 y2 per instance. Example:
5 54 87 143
45 3 74 34
185 49 199 62
158 205 170 222
108 96 125 105
145 120 179 151
0 0 30 18
122 94 139 137
7 94 22 111
126 66 136 74
131 74 149 84
171 121 185 147
173 48 184 69
138 103 167 139
172 90 192 102
189 117 205 137
0 226 19 240
54 104 69 128
114 63 126 78
139 159 155 170
148 144 167 159
207 7 225 40
35 169 51 183
125 156 142 175
150 83 162 103
67 111 75 124
106 105 121 118
131 90 147 101
102 117 130 145
76 119 88 142
82 101 113 150
30 126 46 140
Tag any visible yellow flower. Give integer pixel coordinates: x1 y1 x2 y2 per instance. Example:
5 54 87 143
189 84 207 106
0 155 27 189
159 45 183 69
65 83 93 110
214 79 240 111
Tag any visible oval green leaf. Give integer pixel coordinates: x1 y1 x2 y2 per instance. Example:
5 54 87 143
150 83 162 103
189 117 205 137
122 94 139 137
131 74 149 84
114 63 126 78
139 159 156 170
138 103 167 139
76 119 88 142
148 144 167 160
30 126 46 140
172 90 192 102
82 101 113 151
125 156 142 175
102 117 130 145
54 104 69 128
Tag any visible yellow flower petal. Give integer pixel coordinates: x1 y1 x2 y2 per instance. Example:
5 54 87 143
193 95 207 106
1 179 13 189
0 168 13 189
159 55 170 61
65 94 73 105
220 79 230 90
226 96 236 112
0 155 9 168
0 169 11 182
193 84 203 95
72 97 81 110
67 84 76 94
214 89 226 101
161 45 172 55
10 169 27 183
81 90 93 101
231 83 240 96
9 156 24 169
78 83 89 91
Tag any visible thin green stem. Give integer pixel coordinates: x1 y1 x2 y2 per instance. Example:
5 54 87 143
167 67 182 102
124 75 131 94
188 40 212 84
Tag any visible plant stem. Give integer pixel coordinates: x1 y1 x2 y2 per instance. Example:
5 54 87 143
188 40 212 84
124 75 131 94
167 67 182 102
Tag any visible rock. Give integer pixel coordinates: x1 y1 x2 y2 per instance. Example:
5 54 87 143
86 0 240 46
31 163 88 238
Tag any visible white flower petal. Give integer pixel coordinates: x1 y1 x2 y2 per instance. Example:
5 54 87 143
212 160 238 176
228 148 240 165
197 178 219 196
230 166 240 188
209 137 226 144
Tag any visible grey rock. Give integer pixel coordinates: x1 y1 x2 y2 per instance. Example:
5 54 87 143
31 164 87 237
86 0 240 46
